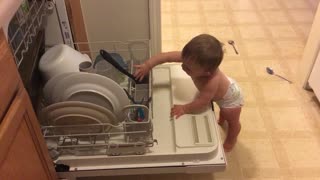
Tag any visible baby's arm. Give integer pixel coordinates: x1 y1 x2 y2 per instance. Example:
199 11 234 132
171 83 217 118
134 51 182 81
145 51 182 67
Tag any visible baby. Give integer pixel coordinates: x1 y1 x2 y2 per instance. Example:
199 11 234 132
134 34 244 152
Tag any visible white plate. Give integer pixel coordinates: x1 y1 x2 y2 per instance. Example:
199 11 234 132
42 101 117 124
41 101 117 134
52 114 103 134
45 72 129 122
64 89 114 112
43 73 115 112
43 72 75 104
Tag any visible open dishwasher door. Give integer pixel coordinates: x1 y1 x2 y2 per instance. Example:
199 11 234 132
56 64 226 179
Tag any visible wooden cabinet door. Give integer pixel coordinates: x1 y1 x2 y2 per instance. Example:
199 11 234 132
0 89 57 180
0 29 57 179
0 29 20 120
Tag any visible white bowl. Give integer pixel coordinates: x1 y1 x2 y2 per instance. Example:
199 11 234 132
39 44 91 82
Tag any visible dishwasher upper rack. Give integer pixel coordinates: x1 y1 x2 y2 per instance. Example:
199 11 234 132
73 40 152 104
73 40 151 65
7 0 51 67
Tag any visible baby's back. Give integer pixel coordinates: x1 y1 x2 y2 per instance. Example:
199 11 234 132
213 71 231 101
193 69 230 101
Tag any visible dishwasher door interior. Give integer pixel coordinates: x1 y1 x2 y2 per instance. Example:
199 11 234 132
54 64 226 180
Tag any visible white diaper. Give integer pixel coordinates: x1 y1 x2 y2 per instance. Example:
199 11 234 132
215 77 244 108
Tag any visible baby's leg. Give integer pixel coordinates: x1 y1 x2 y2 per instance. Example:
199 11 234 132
220 107 242 152
218 110 226 126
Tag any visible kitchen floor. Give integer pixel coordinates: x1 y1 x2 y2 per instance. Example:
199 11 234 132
89 0 320 180
157 0 320 179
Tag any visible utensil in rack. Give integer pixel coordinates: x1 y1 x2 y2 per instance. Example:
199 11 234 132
99 49 148 84
123 89 152 105
99 49 137 82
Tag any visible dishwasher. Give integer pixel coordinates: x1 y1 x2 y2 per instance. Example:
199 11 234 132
6 0 227 179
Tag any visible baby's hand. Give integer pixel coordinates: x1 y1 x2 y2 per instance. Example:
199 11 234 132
171 104 186 119
134 63 150 81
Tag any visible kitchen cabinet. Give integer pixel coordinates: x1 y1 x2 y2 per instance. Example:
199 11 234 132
0 29 19 120
0 29 57 180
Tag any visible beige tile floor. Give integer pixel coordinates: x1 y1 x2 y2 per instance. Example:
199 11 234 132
88 0 320 179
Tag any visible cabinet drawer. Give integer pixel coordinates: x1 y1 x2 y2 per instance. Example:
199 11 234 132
0 29 20 120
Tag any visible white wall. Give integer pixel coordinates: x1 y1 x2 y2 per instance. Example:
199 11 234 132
80 0 150 42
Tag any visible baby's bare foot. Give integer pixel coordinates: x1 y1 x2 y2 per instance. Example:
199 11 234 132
223 140 237 152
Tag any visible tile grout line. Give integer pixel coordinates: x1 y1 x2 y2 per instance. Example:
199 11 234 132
222 2 259 180
274 1 320 98
249 0 307 109
248 1 320 179
275 0 320 124
247 0 297 179
277 1 312 41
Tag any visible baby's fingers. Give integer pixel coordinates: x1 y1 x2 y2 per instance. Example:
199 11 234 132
136 75 144 82
140 72 148 81
135 73 143 81
175 114 182 119
170 108 177 118
170 107 175 117
134 70 141 77
133 64 142 68
134 72 145 82
172 113 181 119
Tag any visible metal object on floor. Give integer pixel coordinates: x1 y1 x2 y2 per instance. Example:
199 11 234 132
227 40 239 54
266 67 292 83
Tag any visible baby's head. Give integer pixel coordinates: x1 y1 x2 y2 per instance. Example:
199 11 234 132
181 34 223 77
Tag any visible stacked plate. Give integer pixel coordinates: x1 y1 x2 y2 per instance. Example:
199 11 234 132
41 72 130 134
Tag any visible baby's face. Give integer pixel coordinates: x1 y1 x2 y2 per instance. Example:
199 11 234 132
181 59 210 78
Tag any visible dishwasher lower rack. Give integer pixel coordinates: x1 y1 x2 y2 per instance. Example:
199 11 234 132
38 39 155 157
42 118 155 157
40 79 155 157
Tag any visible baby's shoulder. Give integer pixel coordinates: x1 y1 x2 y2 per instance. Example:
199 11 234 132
202 77 219 91
207 71 228 87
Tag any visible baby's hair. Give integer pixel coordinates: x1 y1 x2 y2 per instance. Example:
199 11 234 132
182 34 224 72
